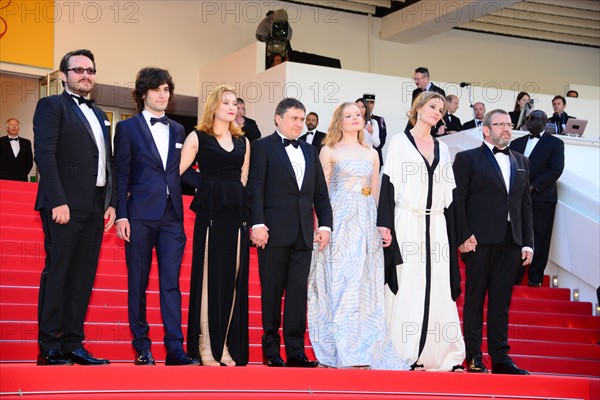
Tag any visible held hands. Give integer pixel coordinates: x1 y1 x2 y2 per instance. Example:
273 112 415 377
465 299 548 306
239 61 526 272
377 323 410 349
51 204 70 225
115 219 131 242
378 227 392 248
314 229 330 252
104 207 116 232
522 250 533 266
459 234 478 253
251 226 269 249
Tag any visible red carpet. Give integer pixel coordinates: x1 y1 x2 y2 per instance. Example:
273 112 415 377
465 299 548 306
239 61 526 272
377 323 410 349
1 180 599 399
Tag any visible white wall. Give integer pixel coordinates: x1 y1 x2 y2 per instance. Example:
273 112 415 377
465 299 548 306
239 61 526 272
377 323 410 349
37 1 599 98
0 75 39 142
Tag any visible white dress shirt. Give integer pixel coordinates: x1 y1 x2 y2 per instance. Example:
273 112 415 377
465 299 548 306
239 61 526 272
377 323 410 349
524 131 544 158
278 131 305 190
305 131 315 145
8 136 20 157
67 90 106 187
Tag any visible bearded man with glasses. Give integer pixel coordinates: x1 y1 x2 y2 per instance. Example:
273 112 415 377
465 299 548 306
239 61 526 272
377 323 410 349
33 49 116 366
453 109 533 375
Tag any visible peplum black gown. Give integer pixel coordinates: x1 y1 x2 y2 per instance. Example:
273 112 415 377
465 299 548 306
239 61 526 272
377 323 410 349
186 130 249 365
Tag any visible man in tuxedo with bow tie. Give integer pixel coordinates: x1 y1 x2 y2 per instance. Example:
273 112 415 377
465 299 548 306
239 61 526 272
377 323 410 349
114 67 196 366
453 109 533 375
298 112 326 153
0 118 33 181
511 110 564 287
247 98 332 367
461 102 486 130
33 49 116 365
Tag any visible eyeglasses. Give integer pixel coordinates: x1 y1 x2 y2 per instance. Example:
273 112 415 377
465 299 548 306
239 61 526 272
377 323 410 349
491 122 514 129
67 67 96 75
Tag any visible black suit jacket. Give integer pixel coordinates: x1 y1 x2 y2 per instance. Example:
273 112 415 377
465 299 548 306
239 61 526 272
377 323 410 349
549 112 575 135
241 117 262 142
298 130 326 153
411 83 446 104
371 115 387 166
0 136 33 181
453 143 533 248
461 119 482 130
247 132 332 248
114 113 186 221
510 133 564 203
442 114 463 132
33 91 116 212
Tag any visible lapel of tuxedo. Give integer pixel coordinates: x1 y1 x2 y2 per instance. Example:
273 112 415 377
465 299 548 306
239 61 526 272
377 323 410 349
269 133 299 190
508 151 518 193
299 141 312 190
63 91 97 147
480 144 507 193
165 121 176 170
135 113 165 169
528 132 549 159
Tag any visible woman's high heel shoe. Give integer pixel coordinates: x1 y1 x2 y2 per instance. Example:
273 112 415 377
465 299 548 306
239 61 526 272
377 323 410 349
220 347 236 367
199 335 220 367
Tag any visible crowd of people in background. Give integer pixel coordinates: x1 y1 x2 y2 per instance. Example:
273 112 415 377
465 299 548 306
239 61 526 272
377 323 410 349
3 49 575 375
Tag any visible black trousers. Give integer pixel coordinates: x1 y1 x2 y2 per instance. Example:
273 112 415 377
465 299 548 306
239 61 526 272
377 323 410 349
528 202 556 285
38 187 104 353
462 224 521 364
258 230 312 359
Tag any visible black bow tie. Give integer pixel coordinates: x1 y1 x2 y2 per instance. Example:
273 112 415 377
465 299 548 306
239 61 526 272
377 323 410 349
493 146 510 155
283 138 299 148
70 94 94 107
150 116 169 126
529 132 541 139
9 137 18 141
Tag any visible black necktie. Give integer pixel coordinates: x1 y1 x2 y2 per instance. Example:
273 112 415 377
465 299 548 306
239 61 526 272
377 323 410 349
283 138 299 148
529 132 541 139
150 116 169 126
493 146 510 155
9 137 18 141
70 94 94 107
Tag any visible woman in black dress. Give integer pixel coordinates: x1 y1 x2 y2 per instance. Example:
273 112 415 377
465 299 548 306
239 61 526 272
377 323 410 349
508 91 530 129
180 85 250 366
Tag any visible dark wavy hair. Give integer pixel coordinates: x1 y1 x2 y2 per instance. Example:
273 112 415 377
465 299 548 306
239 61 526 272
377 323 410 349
59 49 95 74
132 67 175 112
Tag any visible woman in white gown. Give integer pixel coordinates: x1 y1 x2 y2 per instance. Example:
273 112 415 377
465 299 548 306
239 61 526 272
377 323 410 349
307 102 407 370
380 92 466 371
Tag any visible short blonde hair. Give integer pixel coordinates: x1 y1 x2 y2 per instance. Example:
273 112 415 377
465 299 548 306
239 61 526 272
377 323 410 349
197 84 243 137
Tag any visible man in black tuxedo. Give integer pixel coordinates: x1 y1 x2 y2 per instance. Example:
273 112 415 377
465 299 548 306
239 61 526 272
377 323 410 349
511 110 564 287
33 49 115 366
453 109 533 375
298 111 326 153
0 118 33 181
411 67 446 104
363 93 387 166
436 95 463 136
461 102 486 130
114 68 197 366
247 98 333 368
549 95 575 135
236 97 262 142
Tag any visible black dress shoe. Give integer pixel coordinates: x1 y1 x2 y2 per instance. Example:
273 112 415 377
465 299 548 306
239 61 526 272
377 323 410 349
287 354 319 368
264 355 286 367
134 349 156 366
165 348 200 366
65 347 110 365
37 350 73 366
466 357 489 373
492 358 530 375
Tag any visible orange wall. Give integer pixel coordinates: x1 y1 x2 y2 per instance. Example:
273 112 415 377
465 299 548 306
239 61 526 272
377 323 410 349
0 0 54 69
